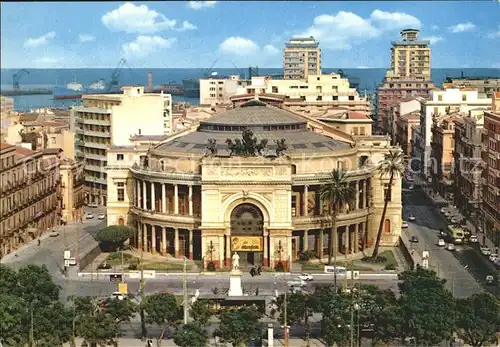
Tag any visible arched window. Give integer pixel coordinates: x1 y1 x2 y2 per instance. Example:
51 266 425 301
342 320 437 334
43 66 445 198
291 165 297 174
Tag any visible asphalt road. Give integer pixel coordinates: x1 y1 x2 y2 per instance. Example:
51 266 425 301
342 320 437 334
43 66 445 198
1 207 106 277
402 183 496 297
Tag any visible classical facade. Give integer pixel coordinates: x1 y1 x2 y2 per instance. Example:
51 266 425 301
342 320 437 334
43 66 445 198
107 100 402 270
0 143 61 258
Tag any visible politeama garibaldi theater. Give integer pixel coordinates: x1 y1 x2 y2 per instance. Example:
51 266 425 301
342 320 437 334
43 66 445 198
107 99 402 270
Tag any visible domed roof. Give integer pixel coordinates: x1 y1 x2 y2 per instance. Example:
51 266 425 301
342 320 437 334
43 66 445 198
153 101 350 155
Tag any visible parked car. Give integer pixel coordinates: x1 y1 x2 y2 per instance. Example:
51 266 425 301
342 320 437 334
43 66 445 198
470 235 478 243
69 257 77 266
489 254 498 262
49 231 59 237
402 221 409 228
486 275 496 285
438 239 445 247
297 273 314 281
409 185 415 190
409 215 416 221
450 217 459 224
411 236 418 243
446 243 455 251
480 246 491 256
85 212 94 219
98 213 106 220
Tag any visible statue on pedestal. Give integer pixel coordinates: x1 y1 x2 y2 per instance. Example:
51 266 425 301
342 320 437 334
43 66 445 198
232 252 240 271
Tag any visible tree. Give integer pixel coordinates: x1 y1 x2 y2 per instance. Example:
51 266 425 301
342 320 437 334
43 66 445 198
173 323 209 347
274 292 315 346
143 292 182 345
190 300 215 326
455 292 500 347
319 169 356 284
397 266 455 345
16 264 60 306
0 264 17 294
216 306 262 347
372 150 405 258
0 294 27 346
95 225 136 249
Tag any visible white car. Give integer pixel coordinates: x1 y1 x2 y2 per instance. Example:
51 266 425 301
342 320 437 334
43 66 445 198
489 254 498 262
446 243 455 251
469 235 478 243
444 211 451 217
409 185 415 190
480 246 491 256
297 273 314 281
402 221 409 228
98 213 106 220
408 215 416 221
85 212 94 219
111 292 125 300
438 239 445 247
450 217 459 224
69 257 77 266
440 207 447 214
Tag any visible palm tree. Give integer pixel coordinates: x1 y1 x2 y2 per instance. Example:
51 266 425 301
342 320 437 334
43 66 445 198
319 170 356 287
372 150 406 258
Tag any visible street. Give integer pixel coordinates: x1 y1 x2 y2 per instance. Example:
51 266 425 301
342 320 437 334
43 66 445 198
402 181 496 297
0 207 106 278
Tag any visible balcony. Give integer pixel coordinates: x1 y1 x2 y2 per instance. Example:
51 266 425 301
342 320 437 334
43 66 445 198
81 118 111 126
130 206 201 227
73 106 112 114
86 176 107 185
84 153 107 161
85 142 109 150
85 164 105 173
292 207 371 228
81 130 111 138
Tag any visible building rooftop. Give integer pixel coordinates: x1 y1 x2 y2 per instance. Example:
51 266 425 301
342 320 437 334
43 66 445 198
130 134 170 142
0 142 13 150
15 146 35 157
154 100 350 155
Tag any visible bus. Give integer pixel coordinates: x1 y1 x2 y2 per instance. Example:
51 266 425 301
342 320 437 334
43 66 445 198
447 225 465 244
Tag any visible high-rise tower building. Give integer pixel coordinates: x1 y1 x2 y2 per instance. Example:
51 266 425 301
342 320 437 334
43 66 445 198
283 37 321 80
390 29 431 79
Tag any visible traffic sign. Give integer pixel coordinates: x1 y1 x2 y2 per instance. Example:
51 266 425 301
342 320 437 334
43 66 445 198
64 260 70 267
64 251 71 260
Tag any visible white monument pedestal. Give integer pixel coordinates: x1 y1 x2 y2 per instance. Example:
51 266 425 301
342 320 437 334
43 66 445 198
228 269 243 296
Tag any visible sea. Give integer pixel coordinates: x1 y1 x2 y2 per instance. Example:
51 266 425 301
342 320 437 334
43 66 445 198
1 68 499 111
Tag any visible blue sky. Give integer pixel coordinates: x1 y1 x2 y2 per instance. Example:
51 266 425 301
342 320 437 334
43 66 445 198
1 1 499 69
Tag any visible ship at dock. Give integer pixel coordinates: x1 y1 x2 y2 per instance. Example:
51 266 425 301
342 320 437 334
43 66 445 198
182 79 200 98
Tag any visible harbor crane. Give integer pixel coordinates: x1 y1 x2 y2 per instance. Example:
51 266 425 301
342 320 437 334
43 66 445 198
13 69 30 90
202 58 219 77
107 58 128 93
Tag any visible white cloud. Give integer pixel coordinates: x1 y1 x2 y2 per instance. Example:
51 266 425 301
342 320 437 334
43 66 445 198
79 34 95 42
122 36 177 58
176 21 197 31
34 57 60 64
24 31 56 48
187 1 217 10
370 9 421 30
431 25 439 30
422 36 443 44
357 66 370 69
262 44 279 55
220 37 259 55
296 11 379 50
102 3 176 34
488 25 500 38
448 22 475 33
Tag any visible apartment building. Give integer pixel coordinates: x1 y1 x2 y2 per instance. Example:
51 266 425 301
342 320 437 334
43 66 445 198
390 29 431 79
232 74 370 114
430 114 459 198
60 158 85 223
388 98 420 144
453 109 485 220
17 120 75 159
481 92 500 246
71 86 172 206
283 37 321 80
444 77 500 99
395 111 420 156
0 143 61 258
0 96 14 115
415 88 491 179
199 75 250 106
376 29 434 133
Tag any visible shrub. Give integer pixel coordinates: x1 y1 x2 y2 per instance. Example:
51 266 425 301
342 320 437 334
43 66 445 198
98 262 111 270
207 262 216 272
299 250 316 261
107 252 133 261
361 256 387 264
128 264 138 270
385 263 397 270
275 262 285 272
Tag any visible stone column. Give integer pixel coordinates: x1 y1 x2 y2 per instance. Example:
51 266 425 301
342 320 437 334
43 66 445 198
143 223 148 252
135 180 139 206
303 185 309 216
319 230 324 260
174 228 180 257
174 184 179 214
162 183 167 213
303 229 308 251
355 181 360 210
151 226 156 254
137 222 143 249
225 232 231 267
188 185 193 216
220 235 226 268
142 181 146 209
161 227 167 255
263 230 269 267
354 224 360 254
151 182 155 211
189 229 193 260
